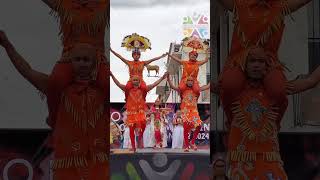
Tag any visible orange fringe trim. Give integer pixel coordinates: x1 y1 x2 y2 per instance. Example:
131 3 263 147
52 152 108 169
62 93 104 131
233 0 292 48
229 0 292 71
228 150 282 162
49 0 108 37
231 101 279 141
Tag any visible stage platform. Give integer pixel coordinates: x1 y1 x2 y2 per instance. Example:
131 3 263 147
111 148 210 155
110 149 211 180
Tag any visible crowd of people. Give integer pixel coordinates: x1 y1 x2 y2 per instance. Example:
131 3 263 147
121 107 183 150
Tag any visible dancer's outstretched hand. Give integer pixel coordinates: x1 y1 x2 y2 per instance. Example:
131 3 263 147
0 30 9 46
161 52 168 58
285 78 315 95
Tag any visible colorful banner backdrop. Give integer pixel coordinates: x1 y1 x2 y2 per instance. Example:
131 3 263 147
182 12 209 39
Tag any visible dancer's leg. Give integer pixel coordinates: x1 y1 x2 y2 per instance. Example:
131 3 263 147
219 67 246 107
264 69 288 128
155 130 162 147
191 126 201 145
264 69 287 105
183 122 191 150
129 124 136 151
138 122 146 148
192 80 201 92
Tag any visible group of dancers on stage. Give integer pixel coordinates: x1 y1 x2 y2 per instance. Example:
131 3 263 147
110 34 210 152
0 0 318 178
121 101 170 150
121 103 192 150
121 102 182 150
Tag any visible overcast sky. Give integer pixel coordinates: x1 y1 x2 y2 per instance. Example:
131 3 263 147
0 0 59 129
110 0 210 102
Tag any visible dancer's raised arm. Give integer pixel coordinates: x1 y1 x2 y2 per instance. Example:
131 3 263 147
147 72 168 91
198 52 210 66
110 71 125 91
200 83 210 91
167 75 179 91
288 0 313 13
0 31 48 93
168 54 183 65
287 66 320 95
144 53 168 65
110 47 129 65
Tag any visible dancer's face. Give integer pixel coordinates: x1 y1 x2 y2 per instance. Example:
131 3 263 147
132 78 140 87
245 49 267 80
186 79 194 87
189 53 198 61
70 45 96 80
132 52 141 61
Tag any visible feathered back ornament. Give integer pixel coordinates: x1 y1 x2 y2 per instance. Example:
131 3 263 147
182 36 209 53
50 0 108 35
121 33 151 52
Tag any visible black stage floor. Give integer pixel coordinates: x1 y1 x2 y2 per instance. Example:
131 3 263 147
110 150 211 180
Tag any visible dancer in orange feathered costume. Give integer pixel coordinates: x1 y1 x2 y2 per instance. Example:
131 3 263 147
0 30 109 179
214 1 314 178
168 36 209 93
221 48 288 180
110 71 168 152
110 33 168 92
37 1 110 178
217 0 313 122
167 75 209 152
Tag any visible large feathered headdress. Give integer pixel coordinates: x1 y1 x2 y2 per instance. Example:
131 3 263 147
121 33 151 52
